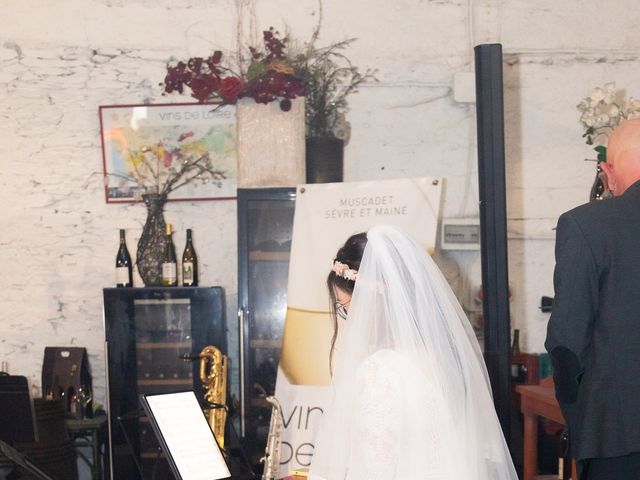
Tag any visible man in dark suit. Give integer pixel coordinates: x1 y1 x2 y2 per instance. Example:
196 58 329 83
546 118 640 479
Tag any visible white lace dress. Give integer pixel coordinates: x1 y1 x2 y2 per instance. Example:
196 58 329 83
344 349 454 480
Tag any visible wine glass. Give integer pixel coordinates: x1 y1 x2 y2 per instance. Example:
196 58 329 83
77 385 93 418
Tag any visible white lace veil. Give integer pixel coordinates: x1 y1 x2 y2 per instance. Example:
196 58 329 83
309 225 517 480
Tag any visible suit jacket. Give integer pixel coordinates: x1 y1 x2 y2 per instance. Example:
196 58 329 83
546 180 640 460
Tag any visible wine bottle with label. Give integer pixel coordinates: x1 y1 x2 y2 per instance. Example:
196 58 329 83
115 229 133 287
162 224 178 286
182 228 198 286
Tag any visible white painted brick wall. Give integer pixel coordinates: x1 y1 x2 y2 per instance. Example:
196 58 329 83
1 0 639 407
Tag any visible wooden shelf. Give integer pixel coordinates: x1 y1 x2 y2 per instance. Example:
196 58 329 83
136 342 191 349
249 251 290 262
250 339 282 349
141 452 166 459
137 379 193 386
251 397 272 408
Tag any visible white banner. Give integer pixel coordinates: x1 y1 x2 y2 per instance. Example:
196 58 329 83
275 177 443 475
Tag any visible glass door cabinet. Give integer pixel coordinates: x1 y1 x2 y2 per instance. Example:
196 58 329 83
103 287 225 480
237 188 296 470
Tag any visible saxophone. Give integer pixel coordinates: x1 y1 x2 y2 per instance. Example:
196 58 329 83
198 345 228 449
261 395 283 480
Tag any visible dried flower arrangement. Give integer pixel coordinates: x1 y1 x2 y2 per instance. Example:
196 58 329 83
162 13 376 142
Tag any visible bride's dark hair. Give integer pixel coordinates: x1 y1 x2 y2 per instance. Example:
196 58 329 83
326 232 367 372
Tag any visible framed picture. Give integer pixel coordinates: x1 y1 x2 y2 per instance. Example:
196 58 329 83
99 102 237 203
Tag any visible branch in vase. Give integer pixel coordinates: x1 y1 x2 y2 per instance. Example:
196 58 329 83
168 168 226 194
160 153 224 196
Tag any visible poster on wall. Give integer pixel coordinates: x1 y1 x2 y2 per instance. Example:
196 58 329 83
99 103 237 203
275 177 443 473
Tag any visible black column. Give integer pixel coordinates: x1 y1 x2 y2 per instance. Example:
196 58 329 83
474 43 511 439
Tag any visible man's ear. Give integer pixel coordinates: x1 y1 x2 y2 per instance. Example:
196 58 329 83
601 161 617 195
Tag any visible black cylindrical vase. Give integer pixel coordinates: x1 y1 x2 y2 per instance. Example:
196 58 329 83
306 137 344 184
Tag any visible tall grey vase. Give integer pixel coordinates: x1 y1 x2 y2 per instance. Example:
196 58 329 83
136 193 167 286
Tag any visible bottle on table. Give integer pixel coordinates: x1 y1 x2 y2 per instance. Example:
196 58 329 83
558 429 572 479
182 229 198 287
511 329 521 355
67 386 78 417
510 328 523 382
162 224 178 286
115 229 133 287
77 384 93 418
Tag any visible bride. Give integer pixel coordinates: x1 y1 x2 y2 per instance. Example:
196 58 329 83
309 225 517 480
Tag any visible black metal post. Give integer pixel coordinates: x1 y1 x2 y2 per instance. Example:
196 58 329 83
474 43 511 440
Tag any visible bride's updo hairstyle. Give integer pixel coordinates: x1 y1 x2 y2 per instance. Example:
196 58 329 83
327 232 367 371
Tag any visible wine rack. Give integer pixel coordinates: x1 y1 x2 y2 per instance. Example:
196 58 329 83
103 287 225 480
237 188 296 469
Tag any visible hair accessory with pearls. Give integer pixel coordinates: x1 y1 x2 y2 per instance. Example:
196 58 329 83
332 261 358 281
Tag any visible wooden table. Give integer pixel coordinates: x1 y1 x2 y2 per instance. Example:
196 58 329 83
516 384 577 480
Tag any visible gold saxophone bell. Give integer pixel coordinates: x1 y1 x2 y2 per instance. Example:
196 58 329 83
198 345 228 449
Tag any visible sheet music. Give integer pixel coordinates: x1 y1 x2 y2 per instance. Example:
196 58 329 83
144 391 231 480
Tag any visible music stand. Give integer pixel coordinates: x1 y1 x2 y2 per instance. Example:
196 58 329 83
140 391 232 480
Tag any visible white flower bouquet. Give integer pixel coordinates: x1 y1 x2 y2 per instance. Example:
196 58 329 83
577 82 640 160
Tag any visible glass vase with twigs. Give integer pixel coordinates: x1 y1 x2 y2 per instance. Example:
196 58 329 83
110 131 227 286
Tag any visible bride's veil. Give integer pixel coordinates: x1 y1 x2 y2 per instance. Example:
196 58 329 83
309 225 517 480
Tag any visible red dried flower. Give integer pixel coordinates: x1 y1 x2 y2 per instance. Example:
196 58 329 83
163 61 192 94
263 28 286 60
162 27 305 107
187 57 205 73
205 51 223 70
219 77 246 103
189 74 220 102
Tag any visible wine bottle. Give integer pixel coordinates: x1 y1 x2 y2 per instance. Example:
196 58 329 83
558 429 572 479
162 224 178 286
67 386 77 416
510 329 523 382
182 229 198 286
511 329 521 355
115 229 133 287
